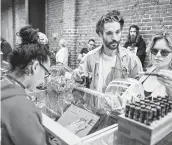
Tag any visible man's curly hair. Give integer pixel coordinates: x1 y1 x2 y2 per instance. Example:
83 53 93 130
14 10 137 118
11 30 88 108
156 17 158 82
96 10 124 36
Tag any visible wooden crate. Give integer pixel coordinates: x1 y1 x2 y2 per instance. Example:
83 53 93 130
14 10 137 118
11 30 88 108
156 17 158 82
118 112 172 145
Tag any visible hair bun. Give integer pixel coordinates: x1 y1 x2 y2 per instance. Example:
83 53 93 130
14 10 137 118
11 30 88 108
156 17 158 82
18 25 39 44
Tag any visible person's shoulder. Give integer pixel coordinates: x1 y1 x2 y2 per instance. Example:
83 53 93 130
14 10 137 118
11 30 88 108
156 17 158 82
139 36 146 44
1 92 41 120
124 40 129 45
11 95 39 112
87 46 101 56
56 48 63 54
80 48 88 54
2 40 11 46
12 97 41 119
80 46 101 62
119 45 130 54
119 45 138 59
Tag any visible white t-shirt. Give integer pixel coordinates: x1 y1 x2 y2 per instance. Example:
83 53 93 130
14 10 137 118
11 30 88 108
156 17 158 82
56 47 69 66
97 53 116 93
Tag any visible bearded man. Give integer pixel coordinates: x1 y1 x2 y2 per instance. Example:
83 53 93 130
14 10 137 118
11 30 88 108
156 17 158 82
74 10 143 108
124 25 146 67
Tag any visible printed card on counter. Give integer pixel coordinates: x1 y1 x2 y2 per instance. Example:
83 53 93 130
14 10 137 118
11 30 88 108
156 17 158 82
57 104 100 137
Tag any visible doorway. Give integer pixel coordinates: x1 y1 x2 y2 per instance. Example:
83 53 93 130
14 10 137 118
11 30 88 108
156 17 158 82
29 0 45 33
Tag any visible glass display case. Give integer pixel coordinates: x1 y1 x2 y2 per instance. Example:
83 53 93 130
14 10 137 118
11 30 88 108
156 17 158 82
29 88 172 145
27 64 172 145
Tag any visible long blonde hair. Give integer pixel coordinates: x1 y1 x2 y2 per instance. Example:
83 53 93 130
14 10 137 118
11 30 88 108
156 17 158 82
146 30 172 68
59 39 68 48
147 30 172 53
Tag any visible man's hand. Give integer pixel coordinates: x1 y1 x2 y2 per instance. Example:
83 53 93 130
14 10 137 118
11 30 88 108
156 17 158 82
74 69 87 80
157 70 172 98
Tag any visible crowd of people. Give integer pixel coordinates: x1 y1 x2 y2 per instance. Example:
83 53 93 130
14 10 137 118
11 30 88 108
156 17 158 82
1 9 172 145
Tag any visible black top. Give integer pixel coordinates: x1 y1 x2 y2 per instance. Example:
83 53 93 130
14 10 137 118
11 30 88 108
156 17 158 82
124 36 146 67
1 40 12 62
80 48 89 55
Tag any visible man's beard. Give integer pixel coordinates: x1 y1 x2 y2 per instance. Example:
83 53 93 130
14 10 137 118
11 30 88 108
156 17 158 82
130 35 136 43
103 39 120 50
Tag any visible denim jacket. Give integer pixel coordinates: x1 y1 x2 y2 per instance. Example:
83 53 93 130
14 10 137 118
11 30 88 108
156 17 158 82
76 45 143 108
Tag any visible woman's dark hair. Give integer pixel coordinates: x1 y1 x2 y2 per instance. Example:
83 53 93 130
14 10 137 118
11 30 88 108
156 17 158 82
96 10 124 36
147 30 172 53
88 39 95 43
17 25 39 45
129 25 139 32
1 37 6 42
8 43 51 77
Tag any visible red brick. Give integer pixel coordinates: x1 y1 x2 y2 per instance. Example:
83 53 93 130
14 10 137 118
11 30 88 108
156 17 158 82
3 0 172 68
142 19 152 22
152 18 163 22
151 13 160 18
141 26 152 30
164 16 172 21
161 21 172 25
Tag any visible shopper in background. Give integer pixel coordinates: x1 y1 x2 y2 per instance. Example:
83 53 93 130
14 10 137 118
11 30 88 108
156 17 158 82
124 25 146 68
87 39 96 51
74 10 143 108
78 39 96 62
1 25 54 145
77 47 89 62
139 31 172 98
38 32 56 66
1 37 12 62
56 39 69 66
158 69 172 99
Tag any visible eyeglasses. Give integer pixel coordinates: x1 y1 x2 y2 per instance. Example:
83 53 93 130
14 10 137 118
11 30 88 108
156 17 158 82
150 48 172 57
39 63 51 78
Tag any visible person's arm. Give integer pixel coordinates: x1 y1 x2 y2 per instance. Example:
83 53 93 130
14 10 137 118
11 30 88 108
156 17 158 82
157 70 172 97
77 53 82 62
9 106 48 145
123 42 129 48
136 40 146 56
74 54 89 80
130 54 143 79
56 49 65 64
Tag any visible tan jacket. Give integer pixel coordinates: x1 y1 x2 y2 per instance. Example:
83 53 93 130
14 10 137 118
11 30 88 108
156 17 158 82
75 45 143 108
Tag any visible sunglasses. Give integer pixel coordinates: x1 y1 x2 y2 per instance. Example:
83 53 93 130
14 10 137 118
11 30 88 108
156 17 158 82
39 63 51 78
101 15 122 23
150 48 172 57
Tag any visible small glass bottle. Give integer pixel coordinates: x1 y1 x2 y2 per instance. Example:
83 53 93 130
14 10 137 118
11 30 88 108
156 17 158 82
134 106 140 121
129 104 135 119
125 104 130 117
146 106 153 125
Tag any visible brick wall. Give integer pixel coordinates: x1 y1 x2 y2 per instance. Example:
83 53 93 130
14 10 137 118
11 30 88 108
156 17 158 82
2 0 172 68
47 0 172 69
62 0 77 68
1 0 13 48
26 0 171 69
46 0 64 52
74 0 172 68
1 0 28 48
13 0 27 46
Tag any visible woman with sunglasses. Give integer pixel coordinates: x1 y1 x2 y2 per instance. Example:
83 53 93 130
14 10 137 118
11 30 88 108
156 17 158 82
140 30 172 98
1 25 54 145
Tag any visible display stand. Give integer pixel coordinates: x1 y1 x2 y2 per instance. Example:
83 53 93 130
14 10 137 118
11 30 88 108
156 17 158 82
29 87 172 145
30 87 118 145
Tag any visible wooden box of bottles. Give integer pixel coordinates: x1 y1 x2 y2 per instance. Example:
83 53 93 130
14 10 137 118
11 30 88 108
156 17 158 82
118 111 172 145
